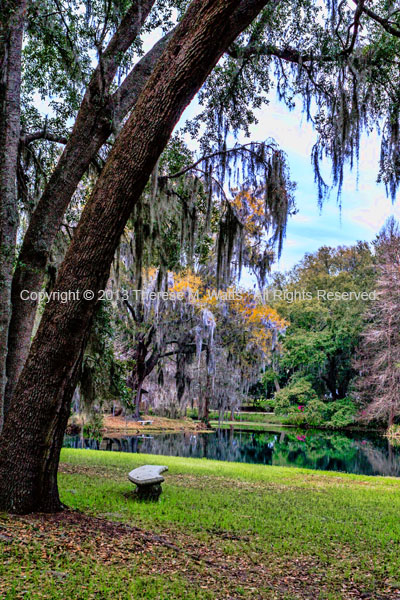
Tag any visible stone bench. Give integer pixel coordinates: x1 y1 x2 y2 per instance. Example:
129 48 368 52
128 465 168 500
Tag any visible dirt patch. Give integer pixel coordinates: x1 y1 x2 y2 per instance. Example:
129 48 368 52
103 414 210 434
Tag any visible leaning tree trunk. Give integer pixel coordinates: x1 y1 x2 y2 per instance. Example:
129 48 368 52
4 0 163 411
0 0 26 432
0 0 273 513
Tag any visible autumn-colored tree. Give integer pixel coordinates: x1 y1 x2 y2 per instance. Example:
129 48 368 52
113 266 286 422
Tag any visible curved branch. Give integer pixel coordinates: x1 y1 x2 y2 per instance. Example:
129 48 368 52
21 131 68 145
162 142 273 180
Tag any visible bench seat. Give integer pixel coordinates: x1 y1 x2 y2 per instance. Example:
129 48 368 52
128 465 168 499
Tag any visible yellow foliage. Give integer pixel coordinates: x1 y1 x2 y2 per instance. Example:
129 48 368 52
231 190 266 236
143 268 286 358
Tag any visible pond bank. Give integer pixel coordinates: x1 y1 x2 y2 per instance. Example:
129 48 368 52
67 412 384 437
67 414 211 436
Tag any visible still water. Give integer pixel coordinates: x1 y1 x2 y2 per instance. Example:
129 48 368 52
63 427 400 477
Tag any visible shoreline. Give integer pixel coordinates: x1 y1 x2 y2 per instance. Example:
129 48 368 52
67 413 384 437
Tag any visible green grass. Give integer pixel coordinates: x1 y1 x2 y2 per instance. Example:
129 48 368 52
206 410 285 423
210 419 293 431
209 410 293 430
2 449 400 599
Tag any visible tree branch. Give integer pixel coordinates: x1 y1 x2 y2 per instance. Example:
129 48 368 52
161 142 273 180
92 0 157 98
111 28 175 128
352 0 400 38
21 131 68 145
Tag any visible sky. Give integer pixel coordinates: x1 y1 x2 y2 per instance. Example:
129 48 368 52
140 16 400 277
180 94 400 278
243 99 400 273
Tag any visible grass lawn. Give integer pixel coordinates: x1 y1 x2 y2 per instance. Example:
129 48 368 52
209 420 292 431
1 449 400 599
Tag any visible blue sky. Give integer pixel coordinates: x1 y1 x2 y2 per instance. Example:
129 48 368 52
236 99 400 273
141 22 400 276
180 92 400 277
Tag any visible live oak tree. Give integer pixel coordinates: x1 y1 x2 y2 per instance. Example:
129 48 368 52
4 0 170 410
111 136 291 421
0 0 280 513
2 0 400 513
3 0 400 422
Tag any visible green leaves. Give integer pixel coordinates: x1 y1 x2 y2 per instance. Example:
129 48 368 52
268 242 376 407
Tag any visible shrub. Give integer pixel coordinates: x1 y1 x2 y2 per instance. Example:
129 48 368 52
303 399 329 427
253 398 275 412
274 378 318 416
387 424 400 446
326 398 357 428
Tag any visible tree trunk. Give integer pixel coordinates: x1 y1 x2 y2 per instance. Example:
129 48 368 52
134 381 143 420
4 2 164 409
0 0 26 432
0 0 273 514
201 373 212 424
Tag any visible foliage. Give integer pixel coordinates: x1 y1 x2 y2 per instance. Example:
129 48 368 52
302 398 329 427
78 301 131 412
274 377 357 429
328 399 357 429
82 412 104 443
254 397 276 412
114 267 286 418
387 425 400 447
8 0 400 430
274 377 317 416
268 242 375 406
107 134 291 419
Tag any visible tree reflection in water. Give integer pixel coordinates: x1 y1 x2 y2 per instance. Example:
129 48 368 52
64 428 400 477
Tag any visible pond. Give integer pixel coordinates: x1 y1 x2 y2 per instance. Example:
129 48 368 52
63 427 400 478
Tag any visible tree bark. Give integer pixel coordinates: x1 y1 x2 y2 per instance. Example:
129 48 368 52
0 0 26 432
3 0 160 411
134 381 143 420
0 0 273 514
201 373 212 425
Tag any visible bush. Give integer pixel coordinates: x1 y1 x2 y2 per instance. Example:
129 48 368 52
274 383 357 428
253 398 275 412
326 398 357 428
263 398 276 412
303 399 329 427
387 424 400 446
274 378 318 416
328 408 354 428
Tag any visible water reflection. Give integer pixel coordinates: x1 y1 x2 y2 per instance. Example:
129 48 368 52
63 428 400 477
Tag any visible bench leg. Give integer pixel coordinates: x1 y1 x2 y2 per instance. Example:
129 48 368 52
135 483 162 500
